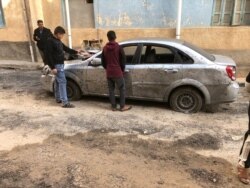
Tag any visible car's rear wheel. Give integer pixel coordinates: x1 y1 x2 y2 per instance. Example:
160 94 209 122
169 87 203 113
67 80 82 101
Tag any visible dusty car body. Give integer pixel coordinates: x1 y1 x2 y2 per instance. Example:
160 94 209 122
41 38 239 113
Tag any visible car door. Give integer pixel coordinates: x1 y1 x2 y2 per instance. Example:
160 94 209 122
130 44 183 100
120 44 140 97
85 45 139 96
85 53 108 95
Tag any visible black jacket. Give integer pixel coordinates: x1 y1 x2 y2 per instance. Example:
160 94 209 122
247 72 250 83
46 36 78 69
33 27 52 50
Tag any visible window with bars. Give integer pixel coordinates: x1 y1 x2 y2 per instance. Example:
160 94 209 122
212 0 250 25
0 0 5 27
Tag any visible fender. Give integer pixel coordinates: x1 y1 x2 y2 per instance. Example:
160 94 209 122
64 70 84 94
164 78 211 104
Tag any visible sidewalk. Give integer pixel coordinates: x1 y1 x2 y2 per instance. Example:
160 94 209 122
0 60 43 70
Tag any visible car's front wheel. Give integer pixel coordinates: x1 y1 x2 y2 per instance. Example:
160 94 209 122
169 87 203 113
67 80 82 101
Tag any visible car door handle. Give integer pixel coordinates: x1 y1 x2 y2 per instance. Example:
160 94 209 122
164 69 179 73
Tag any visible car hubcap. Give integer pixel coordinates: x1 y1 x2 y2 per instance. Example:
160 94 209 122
177 94 194 109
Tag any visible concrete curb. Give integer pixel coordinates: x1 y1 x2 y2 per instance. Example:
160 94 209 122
0 60 43 70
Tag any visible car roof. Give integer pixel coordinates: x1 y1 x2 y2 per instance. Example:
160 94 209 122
119 38 185 45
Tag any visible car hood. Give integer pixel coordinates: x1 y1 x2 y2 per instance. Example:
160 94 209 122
64 60 89 70
213 54 236 66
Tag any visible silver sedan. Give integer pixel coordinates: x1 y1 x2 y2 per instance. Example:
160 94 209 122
41 38 239 113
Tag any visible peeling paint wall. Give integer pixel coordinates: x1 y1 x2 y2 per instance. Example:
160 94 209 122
94 0 213 28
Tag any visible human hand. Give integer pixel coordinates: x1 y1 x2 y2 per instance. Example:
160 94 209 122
52 69 57 75
76 49 82 55
35 36 40 40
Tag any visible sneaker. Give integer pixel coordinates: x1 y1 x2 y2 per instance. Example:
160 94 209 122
111 107 118 111
237 165 250 184
120 105 132 112
56 100 62 103
62 103 75 108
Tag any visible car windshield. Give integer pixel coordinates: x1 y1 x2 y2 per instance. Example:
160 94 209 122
183 42 215 61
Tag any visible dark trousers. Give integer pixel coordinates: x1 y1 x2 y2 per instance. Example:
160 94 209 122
39 49 47 65
107 77 125 109
239 103 250 168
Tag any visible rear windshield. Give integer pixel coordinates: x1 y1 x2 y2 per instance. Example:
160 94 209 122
183 42 215 61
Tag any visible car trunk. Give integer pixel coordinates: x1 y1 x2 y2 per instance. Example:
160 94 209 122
213 54 236 66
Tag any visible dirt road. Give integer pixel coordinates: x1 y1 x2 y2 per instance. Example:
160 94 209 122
0 69 248 187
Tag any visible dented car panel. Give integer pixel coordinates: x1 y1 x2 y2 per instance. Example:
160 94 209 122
131 64 182 100
41 38 239 109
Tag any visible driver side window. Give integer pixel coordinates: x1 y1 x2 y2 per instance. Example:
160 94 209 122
122 45 138 65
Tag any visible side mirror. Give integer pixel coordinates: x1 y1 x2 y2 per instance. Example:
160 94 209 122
91 58 102 66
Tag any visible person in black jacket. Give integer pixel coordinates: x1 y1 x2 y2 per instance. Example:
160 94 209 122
237 72 250 184
46 26 78 108
33 20 52 65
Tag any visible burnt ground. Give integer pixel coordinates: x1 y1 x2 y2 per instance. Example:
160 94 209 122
0 69 249 188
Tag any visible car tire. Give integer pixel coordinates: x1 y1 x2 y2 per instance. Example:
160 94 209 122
169 87 203 113
67 80 82 101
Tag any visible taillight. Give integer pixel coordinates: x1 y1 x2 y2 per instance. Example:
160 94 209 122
226 66 236 81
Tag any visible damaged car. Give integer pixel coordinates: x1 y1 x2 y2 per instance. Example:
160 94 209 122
41 38 239 113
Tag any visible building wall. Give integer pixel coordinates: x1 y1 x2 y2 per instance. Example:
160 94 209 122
0 0 247 50
94 0 213 28
70 27 250 50
67 0 95 28
29 0 62 33
41 0 63 30
0 0 32 60
0 0 28 41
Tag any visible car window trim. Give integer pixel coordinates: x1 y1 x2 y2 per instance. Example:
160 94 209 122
121 43 142 65
140 43 194 65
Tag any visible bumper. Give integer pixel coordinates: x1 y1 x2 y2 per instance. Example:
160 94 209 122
209 82 239 104
40 74 55 93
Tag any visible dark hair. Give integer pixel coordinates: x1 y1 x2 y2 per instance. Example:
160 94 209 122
54 26 66 35
107 30 116 41
37 20 43 24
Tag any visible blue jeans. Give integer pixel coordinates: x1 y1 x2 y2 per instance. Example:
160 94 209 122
54 64 68 105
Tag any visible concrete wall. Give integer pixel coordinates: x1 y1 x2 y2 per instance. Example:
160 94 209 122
68 0 95 28
0 0 28 41
0 41 31 61
0 0 5 27
41 0 63 29
0 0 247 50
0 0 31 60
70 27 250 50
94 0 213 28
29 0 63 32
